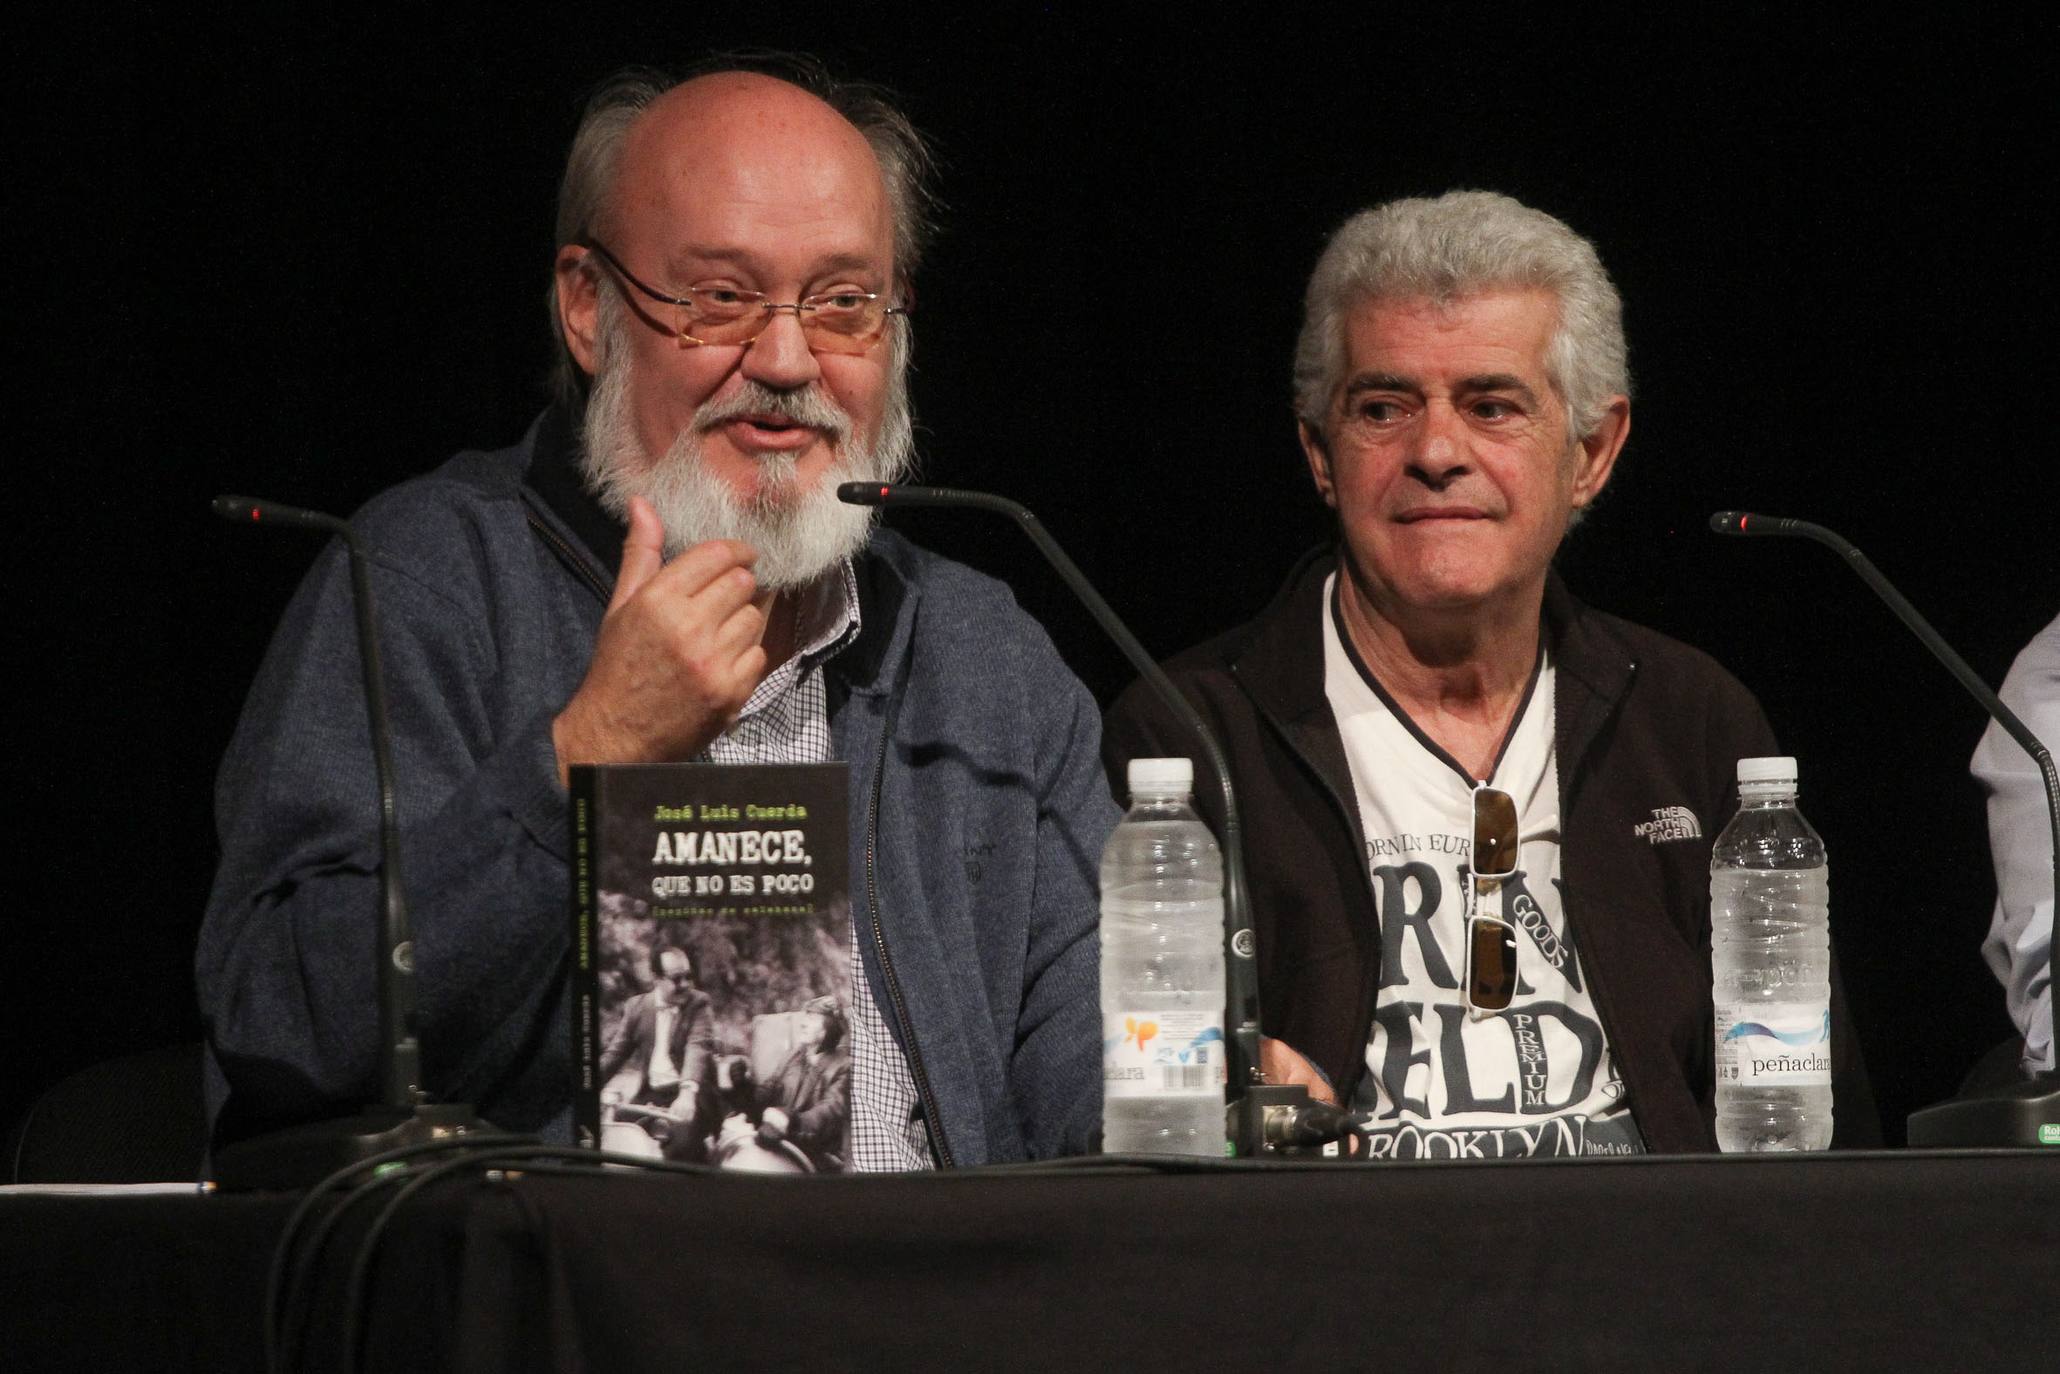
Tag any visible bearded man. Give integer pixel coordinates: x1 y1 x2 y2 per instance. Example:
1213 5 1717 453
199 61 1115 1166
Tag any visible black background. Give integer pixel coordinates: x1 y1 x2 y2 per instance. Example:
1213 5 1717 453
11 7 2053 1145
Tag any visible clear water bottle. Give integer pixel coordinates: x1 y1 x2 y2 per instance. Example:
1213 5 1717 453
1100 757 1227 1156
1710 756 1833 1151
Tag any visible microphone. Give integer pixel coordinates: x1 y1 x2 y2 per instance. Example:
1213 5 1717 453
1712 510 2059 1145
209 494 500 1186
841 481 1310 1156
1708 510 1789 536
213 494 348 533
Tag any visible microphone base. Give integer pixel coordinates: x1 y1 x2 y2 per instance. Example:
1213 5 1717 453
1905 1073 2060 1148
211 1102 514 1191
1231 1084 1357 1158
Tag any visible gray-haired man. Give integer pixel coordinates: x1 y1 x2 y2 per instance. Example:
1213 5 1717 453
1105 191 1875 1156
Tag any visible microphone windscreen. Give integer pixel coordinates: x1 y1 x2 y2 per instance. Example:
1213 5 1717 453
837 482 890 506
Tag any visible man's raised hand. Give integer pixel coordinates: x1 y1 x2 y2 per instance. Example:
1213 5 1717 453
552 496 772 783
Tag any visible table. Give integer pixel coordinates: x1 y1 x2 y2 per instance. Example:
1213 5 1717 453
2 1150 2053 1371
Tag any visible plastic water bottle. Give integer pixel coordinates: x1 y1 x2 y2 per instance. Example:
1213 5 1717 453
1710 756 1833 1151
1100 757 1227 1156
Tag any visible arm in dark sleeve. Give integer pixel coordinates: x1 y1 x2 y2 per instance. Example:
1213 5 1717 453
677 989 718 1094
196 524 584 1141
598 995 645 1085
1013 656 1123 1160
785 1055 850 1151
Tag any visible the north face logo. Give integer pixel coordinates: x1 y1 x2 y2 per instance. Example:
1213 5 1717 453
1633 806 1702 844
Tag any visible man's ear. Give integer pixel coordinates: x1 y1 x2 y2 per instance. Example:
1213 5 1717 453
1570 395 1630 511
554 246 603 378
1298 418 1338 509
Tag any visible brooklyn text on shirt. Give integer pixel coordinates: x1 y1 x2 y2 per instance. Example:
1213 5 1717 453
1357 1114 1639 1160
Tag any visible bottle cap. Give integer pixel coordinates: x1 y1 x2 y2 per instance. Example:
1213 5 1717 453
1736 755 1798 784
1127 757 1193 794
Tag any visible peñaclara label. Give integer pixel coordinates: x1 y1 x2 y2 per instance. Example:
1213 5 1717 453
1716 1002 1832 1086
1102 1009 1226 1098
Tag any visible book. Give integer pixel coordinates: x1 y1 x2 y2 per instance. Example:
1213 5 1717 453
570 762 852 1173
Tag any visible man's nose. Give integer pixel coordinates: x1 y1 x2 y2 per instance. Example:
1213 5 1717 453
1406 403 1471 485
739 307 823 390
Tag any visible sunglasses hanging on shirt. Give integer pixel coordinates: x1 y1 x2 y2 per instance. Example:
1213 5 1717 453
1464 784 1520 1017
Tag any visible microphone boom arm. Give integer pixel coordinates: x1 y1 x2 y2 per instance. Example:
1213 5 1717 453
1712 510 2059 1145
214 495 423 1110
1717 513 2054 771
841 482 1264 1100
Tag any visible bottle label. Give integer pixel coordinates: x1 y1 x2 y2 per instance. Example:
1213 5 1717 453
1715 1003 1832 1085
1102 1010 1227 1098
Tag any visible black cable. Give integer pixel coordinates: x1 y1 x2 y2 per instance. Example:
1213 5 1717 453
1274 1102 1359 1151
263 1132 533 1374
339 1143 722 1373
340 1151 504 1374
268 1133 530 1373
276 1169 410 1372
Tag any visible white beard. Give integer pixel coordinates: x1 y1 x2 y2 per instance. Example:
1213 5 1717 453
578 291 914 589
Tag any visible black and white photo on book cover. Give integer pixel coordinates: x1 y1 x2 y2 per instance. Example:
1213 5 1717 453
571 763 852 1174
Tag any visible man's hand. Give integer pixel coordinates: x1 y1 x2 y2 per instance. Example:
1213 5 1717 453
553 496 773 783
1260 1035 1338 1106
757 1106 791 1144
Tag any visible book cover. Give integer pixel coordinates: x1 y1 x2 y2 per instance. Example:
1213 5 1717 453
571 762 852 1173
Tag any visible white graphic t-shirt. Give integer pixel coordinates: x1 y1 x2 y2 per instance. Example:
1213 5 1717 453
1323 576 1642 1158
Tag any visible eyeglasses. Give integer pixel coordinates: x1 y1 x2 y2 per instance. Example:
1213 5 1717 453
1464 784 1520 1017
580 239 907 355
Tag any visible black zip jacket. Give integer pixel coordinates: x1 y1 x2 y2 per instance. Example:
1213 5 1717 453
1103 550 1879 1152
